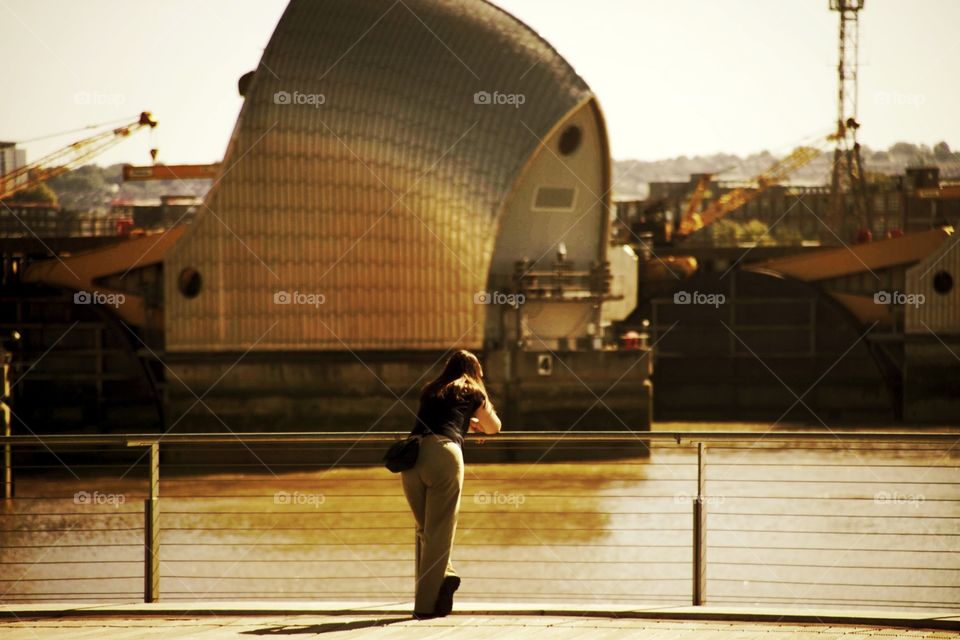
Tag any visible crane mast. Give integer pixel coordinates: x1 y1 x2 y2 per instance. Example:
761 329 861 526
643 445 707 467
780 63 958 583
827 0 871 241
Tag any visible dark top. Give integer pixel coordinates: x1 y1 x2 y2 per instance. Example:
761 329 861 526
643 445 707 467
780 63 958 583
410 391 484 447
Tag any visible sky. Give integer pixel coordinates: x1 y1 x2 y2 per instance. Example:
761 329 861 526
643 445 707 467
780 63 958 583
0 0 957 167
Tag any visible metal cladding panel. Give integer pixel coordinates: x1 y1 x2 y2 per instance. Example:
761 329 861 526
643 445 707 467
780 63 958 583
906 235 960 335
165 0 595 351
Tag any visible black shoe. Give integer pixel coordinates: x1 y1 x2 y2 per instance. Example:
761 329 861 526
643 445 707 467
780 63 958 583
434 575 461 617
412 611 438 620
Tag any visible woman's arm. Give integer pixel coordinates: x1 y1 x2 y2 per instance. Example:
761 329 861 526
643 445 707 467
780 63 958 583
470 399 501 435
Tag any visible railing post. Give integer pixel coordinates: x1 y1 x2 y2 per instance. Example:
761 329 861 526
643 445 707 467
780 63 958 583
414 526 421 594
1 405 10 500
2 352 12 500
693 442 707 605
144 442 160 602
1 405 11 500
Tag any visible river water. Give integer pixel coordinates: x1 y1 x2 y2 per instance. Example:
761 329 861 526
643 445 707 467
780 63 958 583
1 432 958 612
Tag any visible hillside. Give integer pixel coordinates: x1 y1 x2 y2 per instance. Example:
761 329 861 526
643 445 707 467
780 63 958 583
31 141 960 211
44 164 211 212
613 141 959 200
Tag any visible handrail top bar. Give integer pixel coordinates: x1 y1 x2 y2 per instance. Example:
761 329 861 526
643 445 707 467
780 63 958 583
1 430 958 446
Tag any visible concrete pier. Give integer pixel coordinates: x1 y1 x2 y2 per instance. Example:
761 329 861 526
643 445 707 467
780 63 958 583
3 602 960 639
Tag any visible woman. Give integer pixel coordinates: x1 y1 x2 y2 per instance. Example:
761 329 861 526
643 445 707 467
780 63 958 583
402 349 501 619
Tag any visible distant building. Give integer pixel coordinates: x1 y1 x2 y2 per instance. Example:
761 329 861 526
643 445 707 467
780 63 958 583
902 167 960 232
904 232 960 421
110 195 200 231
615 166 958 247
0 201 60 237
0 141 26 175
0 141 27 194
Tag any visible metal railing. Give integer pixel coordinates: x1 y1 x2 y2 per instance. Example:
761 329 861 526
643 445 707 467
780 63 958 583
0 431 958 610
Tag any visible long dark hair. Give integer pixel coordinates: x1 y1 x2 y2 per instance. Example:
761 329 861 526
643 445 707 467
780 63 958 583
421 349 487 405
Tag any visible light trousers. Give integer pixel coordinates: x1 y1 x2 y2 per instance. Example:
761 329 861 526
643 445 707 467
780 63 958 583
400 435 464 613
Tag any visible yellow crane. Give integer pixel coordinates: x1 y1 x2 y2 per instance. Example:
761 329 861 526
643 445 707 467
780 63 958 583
1 112 157 201
675 142 828 239
677 168 734 237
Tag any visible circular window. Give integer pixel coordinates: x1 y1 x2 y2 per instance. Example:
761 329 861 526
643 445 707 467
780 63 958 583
558 125 582 156
178 268 202 298
932 270 954 295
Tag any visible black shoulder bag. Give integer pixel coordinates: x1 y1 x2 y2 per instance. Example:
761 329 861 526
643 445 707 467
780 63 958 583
383 434 421 473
